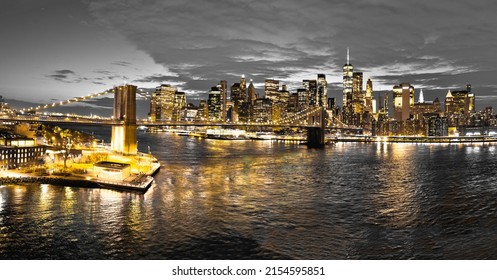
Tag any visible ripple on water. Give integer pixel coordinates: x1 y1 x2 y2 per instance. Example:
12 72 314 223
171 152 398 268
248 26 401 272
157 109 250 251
1 131 497 259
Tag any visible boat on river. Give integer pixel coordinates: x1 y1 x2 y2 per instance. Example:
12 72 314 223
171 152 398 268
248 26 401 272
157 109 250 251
205 128 248 140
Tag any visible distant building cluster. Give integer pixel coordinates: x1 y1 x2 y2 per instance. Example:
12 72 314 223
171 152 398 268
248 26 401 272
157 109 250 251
146 49 497 137
371 83 478 136
149 73 329 125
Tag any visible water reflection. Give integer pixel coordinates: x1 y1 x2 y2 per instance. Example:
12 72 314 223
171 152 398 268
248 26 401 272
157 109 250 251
373 144 420 228
2 129 497 259
0 186 5 218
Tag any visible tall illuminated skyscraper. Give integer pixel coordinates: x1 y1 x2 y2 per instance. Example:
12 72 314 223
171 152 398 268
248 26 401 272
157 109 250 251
343 48 353 108
247 79 257 105
230 75 249 120
265 79 280 101
150 84 176 121
317 74 327 107
308 80 317 106
173 91 186 122
230 82 242 122
240 74 247 100
365 78 373 113
352 72 363 97
351 72 364 114
445 84 475 115
393 83 415 121
208 86 221 121
218 80 227 121
297 88 308 111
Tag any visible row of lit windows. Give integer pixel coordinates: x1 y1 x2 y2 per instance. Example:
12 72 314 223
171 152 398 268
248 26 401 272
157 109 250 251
1 152 43 160
0 148 44 154
0 147 46 169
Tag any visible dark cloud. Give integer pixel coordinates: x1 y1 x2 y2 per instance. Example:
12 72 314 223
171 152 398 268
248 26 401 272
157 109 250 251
112 61 132 66
55 69 76 75
84 0 497 108
45 69 81 83
47 74 70 80
93 70 112 75
4 0 497 109
133 74 182 84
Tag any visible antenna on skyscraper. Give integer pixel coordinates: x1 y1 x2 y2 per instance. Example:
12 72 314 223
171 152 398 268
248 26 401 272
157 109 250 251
347 47 350 64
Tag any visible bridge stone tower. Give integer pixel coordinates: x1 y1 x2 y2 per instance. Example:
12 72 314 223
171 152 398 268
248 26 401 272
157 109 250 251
111 84 137 155
307 106 326 148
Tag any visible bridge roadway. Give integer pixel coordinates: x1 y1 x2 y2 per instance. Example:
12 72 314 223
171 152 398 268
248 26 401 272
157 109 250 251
0 115 322 128
0 115 363 132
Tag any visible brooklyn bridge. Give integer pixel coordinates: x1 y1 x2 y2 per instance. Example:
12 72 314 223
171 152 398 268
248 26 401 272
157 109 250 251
0 84 361 152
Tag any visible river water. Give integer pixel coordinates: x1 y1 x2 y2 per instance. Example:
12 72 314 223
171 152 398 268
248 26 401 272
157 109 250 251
1 126 497 259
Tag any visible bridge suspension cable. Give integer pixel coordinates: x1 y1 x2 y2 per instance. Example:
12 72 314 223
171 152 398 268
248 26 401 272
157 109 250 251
272 106 322 126
19 88 114 113
331 115 348 128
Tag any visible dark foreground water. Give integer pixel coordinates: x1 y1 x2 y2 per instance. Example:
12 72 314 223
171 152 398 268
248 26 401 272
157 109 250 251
2 127 497 259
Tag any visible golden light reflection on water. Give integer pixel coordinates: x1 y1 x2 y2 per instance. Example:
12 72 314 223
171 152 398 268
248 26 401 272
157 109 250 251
14 185 25 196
158 139 299 240
79 188 150 242
61 187 76 222
0 187 5 218
122 194 148 235
38 184 52 220
374 144 421 228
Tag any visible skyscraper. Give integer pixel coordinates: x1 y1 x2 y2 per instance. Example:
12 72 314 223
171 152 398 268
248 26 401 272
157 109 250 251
150 84 176 121
351 72 364 115
393 83 414 121
411 89 441 121
218 80 227 121
279 84 289 104
230 82 242 122
252 98 272 123
173 92 186 122
229 75 250 121
264 79 279 101
444 84 475 115
365 78 373 113
352 72 363 97
297 88 309 111
247 79 257 105
343 48 353 108
240 74 247 100
317 74 327 107
308 80 317 106
208 86 221 121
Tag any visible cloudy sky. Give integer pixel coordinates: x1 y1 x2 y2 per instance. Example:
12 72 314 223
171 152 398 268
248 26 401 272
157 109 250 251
1 0 497 117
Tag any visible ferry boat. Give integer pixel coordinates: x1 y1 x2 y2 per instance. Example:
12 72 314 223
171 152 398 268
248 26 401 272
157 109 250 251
205 128 248 140
249 132 276 140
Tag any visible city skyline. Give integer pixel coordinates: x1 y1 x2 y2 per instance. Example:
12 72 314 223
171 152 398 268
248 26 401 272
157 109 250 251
2 0 497 113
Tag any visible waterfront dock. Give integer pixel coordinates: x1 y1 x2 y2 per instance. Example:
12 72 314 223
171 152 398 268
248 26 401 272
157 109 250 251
94 161 161 192
0 162 161 193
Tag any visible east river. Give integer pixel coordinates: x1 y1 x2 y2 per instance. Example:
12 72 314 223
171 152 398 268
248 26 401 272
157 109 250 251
1 126 497 259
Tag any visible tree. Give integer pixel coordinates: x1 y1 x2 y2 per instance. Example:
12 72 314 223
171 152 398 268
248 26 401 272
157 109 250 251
59 129 73 169
14 123 36 138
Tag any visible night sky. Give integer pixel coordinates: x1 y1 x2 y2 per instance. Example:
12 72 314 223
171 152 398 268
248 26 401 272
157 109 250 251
1 0 497 117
